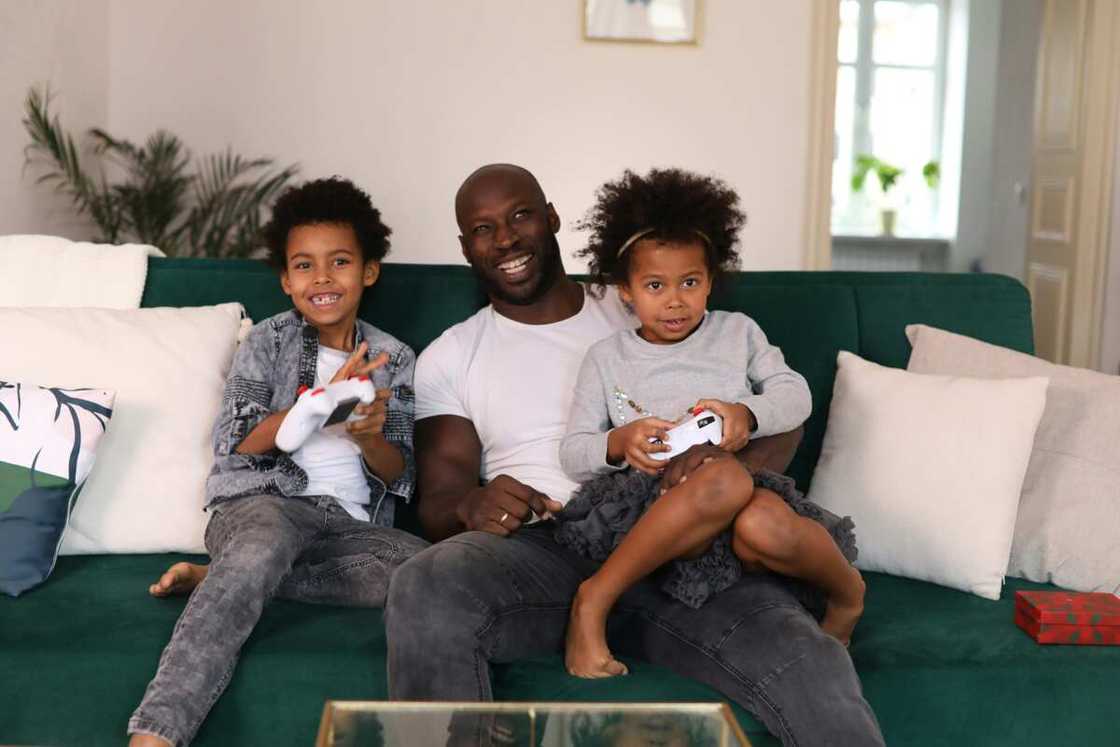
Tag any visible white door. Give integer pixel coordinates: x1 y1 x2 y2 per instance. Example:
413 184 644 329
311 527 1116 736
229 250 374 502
1026 0 1120 365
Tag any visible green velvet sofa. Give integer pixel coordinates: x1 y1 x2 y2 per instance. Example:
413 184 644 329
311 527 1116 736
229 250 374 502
3 259 1117 746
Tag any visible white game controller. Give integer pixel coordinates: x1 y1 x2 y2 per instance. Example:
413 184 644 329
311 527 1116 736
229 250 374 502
650 408 724 461
275 376 376 453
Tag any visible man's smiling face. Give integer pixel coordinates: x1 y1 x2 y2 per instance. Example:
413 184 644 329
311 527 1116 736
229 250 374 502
456 166 563 307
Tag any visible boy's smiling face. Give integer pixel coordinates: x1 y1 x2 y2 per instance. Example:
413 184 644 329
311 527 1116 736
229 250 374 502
280 222 378 348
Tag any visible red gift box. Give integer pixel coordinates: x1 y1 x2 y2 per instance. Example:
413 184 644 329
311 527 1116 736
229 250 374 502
1015 590 1120 646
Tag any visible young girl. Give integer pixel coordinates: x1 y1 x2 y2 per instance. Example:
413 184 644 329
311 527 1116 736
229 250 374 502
555 168 864 679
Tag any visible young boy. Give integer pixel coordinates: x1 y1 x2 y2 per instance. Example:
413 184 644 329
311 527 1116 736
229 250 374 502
128 178 428 747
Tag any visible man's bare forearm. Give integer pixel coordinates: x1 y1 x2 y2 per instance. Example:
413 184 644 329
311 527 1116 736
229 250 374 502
415 415 484 542
736 425 803 474
418 488 471 541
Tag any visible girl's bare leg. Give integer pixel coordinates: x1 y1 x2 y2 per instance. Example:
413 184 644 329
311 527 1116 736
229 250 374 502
732 490 865 645
566 457 754 678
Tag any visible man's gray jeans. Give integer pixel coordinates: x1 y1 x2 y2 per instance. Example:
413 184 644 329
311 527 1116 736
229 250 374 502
385 523 884 747
128 494 428 747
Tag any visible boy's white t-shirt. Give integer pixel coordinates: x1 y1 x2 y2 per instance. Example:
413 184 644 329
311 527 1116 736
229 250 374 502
290 345 372 521
414 285 633 507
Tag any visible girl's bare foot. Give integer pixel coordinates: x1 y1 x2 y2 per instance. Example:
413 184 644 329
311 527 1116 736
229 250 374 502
129 734 172 746
148 562 208 597
821 569 866 647
565 582 628 678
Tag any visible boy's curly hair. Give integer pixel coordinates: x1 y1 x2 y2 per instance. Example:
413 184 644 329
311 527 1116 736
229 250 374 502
576 168 745 287
262 177 392 270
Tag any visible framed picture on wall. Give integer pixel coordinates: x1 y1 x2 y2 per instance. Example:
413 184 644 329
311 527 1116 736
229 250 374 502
583 0 700 44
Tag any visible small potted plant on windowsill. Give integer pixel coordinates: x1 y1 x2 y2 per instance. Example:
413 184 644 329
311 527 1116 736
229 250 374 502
922 160 940 189
851 154 904 236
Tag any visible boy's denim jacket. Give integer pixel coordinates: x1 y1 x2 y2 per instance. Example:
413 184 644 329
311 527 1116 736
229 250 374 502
205 309 415 527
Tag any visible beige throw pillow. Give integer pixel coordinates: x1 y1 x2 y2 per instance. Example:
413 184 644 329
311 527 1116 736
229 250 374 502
807 351 1048 599
907 324 1120 593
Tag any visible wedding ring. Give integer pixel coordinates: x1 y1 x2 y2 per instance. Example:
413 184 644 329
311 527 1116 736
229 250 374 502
499 511 510 524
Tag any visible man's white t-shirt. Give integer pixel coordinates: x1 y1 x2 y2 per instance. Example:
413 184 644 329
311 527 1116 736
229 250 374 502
414 285 633 506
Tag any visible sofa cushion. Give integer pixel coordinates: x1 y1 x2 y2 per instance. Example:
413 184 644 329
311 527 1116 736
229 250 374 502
2 555 1117 746
708 271 1035 368
854 277 1034 367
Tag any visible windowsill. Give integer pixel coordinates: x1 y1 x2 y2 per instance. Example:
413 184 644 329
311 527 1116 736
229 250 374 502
832 232 952 245
830 233 951 272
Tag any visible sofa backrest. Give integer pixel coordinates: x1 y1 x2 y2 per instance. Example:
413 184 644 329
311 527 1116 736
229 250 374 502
143 258 1033 491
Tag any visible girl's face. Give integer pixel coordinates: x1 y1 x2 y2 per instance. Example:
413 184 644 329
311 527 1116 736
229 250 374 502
619 238 712 345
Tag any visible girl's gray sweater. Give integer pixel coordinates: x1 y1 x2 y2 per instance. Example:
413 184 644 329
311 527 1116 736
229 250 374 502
559 310 811 483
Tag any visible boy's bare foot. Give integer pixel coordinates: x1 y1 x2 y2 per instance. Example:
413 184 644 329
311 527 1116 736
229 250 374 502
129 734 172 746
148 562 208 597
821 569 866 647
565 582 628 678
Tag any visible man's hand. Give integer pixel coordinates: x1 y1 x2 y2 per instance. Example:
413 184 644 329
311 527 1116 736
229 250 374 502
606 417 675 476
658 443 732 494
455 474 565 537
693 399 756 453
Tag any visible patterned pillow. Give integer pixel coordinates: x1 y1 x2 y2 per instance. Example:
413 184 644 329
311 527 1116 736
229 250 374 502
0 381 114 596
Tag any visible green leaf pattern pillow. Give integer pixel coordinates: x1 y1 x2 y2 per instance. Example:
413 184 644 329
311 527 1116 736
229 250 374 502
0 381 114 596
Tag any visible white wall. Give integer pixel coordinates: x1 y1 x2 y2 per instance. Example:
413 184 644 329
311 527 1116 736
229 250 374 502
937 0 969 242
984 0 1041 281
105 0 813 269
952 0 1001 272
0 1 109 239
949 0 1040 276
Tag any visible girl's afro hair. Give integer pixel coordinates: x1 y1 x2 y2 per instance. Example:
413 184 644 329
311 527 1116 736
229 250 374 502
576 167 745 286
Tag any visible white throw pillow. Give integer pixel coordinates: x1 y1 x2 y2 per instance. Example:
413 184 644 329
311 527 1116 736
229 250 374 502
906 323 1120 593
0 304 244 553
0 234 163 309
807 351 1048 599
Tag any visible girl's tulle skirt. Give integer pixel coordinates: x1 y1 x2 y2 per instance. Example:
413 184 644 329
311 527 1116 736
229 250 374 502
554 466 857 609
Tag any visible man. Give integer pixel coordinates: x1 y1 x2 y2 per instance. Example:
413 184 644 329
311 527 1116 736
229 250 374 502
384 164 884 746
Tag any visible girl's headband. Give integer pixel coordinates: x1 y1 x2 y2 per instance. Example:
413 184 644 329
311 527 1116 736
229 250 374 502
617 227 712 258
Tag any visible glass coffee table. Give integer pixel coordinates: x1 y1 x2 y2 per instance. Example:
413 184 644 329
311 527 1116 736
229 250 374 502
315 701 753 746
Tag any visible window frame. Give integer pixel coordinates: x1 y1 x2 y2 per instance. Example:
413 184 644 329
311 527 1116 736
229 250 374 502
834 0 949 235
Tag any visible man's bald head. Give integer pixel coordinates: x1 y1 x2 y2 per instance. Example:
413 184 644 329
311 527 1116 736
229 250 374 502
454 163 565 309
454 163 547 229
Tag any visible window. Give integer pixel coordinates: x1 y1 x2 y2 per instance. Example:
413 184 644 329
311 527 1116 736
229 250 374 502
832 0 948 236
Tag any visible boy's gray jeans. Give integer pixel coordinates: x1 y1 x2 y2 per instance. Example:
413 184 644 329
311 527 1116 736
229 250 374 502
127 494 428 747
385 523 884 747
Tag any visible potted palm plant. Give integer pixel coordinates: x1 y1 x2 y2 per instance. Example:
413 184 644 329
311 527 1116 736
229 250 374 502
22 86 298 258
